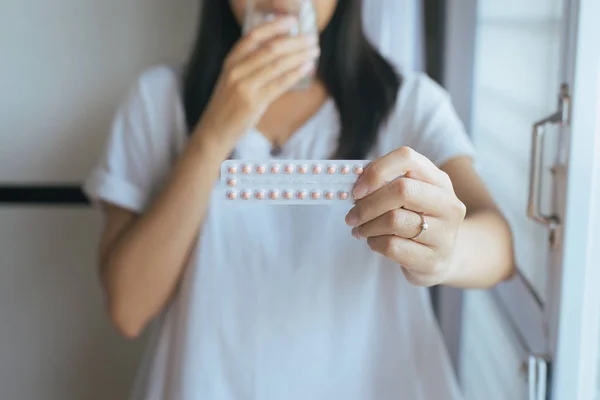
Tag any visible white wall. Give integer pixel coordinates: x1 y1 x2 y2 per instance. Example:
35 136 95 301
443 0 478 130
0 209 145 399
0 0 197 183
594 63 600 400
0 1 197 399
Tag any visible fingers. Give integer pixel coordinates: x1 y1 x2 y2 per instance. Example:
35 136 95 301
262 61 315 101
352 209 443 247
226 16 299 67
366 236 444 283
353 147 452 200
222 16 319 102
346 178 452 228
231 34 319 81
249 45 318 87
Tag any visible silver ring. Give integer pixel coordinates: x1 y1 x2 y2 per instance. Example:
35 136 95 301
410 213 429 241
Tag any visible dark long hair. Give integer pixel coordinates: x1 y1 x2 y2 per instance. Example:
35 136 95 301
182 0 401 159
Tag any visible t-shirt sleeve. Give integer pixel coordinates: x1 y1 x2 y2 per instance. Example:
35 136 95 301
82 69 173 213
407 74 477 167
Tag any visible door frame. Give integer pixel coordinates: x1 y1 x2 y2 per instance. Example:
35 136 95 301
550 0 600 397
440 0 600 397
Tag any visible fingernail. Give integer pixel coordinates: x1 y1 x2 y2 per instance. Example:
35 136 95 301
345 213 358 227
351 228 361 239
353 185 368 200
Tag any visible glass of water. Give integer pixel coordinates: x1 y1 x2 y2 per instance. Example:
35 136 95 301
243 0 318 90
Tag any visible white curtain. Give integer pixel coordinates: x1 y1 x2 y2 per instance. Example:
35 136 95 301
362 0 425 73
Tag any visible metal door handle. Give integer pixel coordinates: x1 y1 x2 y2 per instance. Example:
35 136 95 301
527 354 549 400
527 84 570 227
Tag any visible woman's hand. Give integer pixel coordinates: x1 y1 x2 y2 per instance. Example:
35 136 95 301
345 147 467 287
194 16 320 147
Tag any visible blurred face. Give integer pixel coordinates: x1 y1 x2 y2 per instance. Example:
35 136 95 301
229 0 338 32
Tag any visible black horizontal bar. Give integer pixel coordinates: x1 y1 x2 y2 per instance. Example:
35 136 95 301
0 186 89 205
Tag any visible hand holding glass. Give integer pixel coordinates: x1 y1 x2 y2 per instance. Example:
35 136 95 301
243 0 319 90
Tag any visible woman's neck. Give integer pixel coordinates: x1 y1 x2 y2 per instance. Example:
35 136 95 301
256 81 329 148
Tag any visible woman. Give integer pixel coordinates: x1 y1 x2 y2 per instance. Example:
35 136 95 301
84 0 514 399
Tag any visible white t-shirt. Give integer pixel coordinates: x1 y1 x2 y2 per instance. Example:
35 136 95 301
84 65 476 400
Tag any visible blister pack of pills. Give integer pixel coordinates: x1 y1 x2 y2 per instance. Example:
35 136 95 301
220 160 370 204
